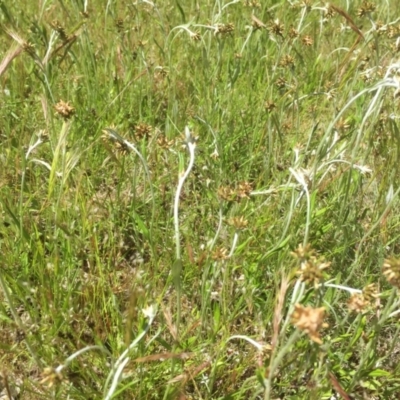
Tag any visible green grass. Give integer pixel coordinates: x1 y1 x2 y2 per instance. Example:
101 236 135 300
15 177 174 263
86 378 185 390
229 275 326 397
1 0 400 398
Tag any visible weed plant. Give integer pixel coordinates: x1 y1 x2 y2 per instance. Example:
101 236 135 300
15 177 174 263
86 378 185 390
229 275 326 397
1 0 400 398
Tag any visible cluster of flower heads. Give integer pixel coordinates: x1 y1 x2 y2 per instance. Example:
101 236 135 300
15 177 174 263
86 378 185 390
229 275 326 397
288 244 330 344
288 244 400 344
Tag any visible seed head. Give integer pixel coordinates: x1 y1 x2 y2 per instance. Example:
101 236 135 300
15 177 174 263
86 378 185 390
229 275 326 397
157 135 174 149
228 216 248 230
264 101 276 113
362 283 379 302
134 123 152 140
288 26 299 39
50 20 68 42
275 77 287 89
190 31 201 41
382 257 400 289
292 244 330 288
215 23 235 36
301 35 314 46
212 247 229 261
218 185 235 201
268 19 284 36
357 1 376 18
237 181 253 199
291 304 327 344
54 100 75 119
280 54 295 68
348 293 368 313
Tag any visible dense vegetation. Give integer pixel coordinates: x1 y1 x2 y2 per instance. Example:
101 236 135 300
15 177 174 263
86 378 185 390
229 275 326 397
1 0 400 398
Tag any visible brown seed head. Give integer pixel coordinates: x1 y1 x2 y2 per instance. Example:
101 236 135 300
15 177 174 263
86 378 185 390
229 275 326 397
291 304 327 344
157 135 174 149
54 100 75 119
288 26 299 39
135 123 152 140
301 35 314 46
269 19 284 36
357 1 376 17
264 101 276 113
212 247 229 261
237 181 253 199
296 259 330 288
218 186 235 201
362 283 379 301
348 293 368 313
215 23 235 36
382 257 400 289
228 216 248 230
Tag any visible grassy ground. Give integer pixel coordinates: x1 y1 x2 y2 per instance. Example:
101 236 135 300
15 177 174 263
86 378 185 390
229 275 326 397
1 0 400 398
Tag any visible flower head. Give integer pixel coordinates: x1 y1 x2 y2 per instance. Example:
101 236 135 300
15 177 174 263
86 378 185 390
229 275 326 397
54 100 75 119
382 257 400 289
291 304 327 344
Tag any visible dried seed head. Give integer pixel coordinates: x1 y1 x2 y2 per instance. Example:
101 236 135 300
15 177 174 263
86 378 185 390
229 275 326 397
324 4 336 19
264 101 276 112
291 304 327 344
280 54 295 68
114 141 129 155
190 31 202 41
301 35 314 46
22 41 35 54
218 185 235 201
215 23 235 36
212 247 229 261
228 216 248 230
237 181 253 199
291 243 316 261
357 1 376 18
375 21 387 36
268 19 284 36
382 257 400 289
50 20 68 41
288 26 299 39
348 293 368 313
275 77 287 88
292 244 330 288
362 283 379 302
54 100 75 119
296 259 330 288
157 135 174 149
335 117 351 132
135 123 152 140
387 25 400 39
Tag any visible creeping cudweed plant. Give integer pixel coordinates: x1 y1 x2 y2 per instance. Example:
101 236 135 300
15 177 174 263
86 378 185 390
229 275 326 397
2 0 400 398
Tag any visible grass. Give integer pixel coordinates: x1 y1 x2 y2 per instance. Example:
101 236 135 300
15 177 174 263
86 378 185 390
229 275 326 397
1 0 400 398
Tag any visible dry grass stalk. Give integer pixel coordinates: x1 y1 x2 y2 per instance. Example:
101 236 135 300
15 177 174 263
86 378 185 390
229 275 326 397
0 44 23 77
271 276 289 352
